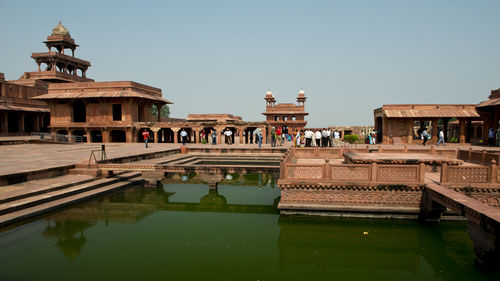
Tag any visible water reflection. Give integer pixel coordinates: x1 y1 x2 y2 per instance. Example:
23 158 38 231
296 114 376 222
1 173 498 281
41 173 280 260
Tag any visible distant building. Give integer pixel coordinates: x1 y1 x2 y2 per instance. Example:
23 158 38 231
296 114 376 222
373 104 480 144
262 89 308 134
0 73 49 135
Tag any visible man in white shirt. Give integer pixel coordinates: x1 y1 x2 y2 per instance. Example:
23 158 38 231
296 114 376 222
315 130 321 147
304 129 313 147
180 129 188 145
326 129 332 147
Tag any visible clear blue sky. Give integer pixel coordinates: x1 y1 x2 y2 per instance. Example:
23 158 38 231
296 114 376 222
1 0 499 127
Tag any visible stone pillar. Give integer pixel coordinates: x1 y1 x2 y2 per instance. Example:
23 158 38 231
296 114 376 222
102 129 110 143
262 127 268 144
67 130 73 143
215 126 224 145
443 118 449 141
407 119 413 144
238 129 244 144
151 128 160 143
17 113 25 133
123 129 132 143
86 130 92 143
157 104 161 122
0 112 7 133
459 119 466 144
172 128 179 143
33 115 40 132
382 117 390 144
431 119 438 145
192 129 197 143
466 120 472 143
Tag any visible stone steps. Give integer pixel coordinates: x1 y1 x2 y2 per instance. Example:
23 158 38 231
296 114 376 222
0 172 142 227
0 174 97 205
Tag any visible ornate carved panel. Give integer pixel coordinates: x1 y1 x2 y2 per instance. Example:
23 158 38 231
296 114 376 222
448 167 488 183
287 166 323 179
281 187 422 208
331 166 370 180
378 166 418 182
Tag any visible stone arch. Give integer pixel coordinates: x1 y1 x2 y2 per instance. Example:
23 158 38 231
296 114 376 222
243 127 258 144
24 113 35 133
7 112 19 133
200 127 214 144
72 101 86 123
90 130 102 143
158 128 175 143
222 127 236 144
177 128 193 144
137 128 154 143
110 130 126 142
72 129 87 143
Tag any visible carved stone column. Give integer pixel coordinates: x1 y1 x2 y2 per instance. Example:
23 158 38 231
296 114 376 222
18 113 25 133
102 129 110 143
431 118 438 144
407 119 413 144
172 128 180 143
238 128 244 144
126 129 133 143
151 127 160 143
459 119 466 144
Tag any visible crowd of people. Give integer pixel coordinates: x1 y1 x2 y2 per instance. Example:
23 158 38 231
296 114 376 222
269 127 343 148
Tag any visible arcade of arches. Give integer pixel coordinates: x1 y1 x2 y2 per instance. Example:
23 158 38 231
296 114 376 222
49 122 268 144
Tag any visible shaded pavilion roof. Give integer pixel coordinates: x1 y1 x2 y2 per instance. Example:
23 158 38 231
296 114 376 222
34 81 172 104
378 104 479 118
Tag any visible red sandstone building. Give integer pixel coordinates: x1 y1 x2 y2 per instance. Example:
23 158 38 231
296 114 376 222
262 89 308 134
374 104 481 144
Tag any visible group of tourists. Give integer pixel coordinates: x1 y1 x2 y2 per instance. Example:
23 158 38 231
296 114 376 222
418 128 446 146
271 128 341 148
487 127 500 147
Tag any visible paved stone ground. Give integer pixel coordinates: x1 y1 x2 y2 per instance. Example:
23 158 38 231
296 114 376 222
0 135 498 177
0 141 289 176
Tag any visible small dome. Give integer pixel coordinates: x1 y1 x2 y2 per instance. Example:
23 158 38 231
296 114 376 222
265 89 274 98
298 88 306 97
51 21 71 37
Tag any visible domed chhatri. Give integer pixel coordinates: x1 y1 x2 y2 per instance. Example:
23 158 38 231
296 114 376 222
298 88 305 97
265 89 274 98
51 21 71 37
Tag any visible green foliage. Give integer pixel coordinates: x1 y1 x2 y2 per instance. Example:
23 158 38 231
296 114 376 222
448 137 459 143
151 104 171 119
344 134 359 144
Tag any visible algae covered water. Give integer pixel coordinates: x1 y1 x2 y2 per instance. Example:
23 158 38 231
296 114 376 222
0 173 498 281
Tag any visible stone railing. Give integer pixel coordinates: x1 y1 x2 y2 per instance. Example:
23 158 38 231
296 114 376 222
288 146 458 159
282 161 425 185
457 148 500 166
440 161 500 185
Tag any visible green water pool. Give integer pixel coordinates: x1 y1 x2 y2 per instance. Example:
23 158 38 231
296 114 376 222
0 173 498 281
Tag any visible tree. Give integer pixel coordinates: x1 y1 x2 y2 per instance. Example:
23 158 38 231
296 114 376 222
151 105 170 119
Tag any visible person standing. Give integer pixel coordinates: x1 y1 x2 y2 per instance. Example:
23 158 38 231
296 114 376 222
228 130 233 145
142 130 150 148
328 129 333 147
211 130 217 145
180 129 188 145
496 129 500 147
437 129 446 146
489 128 495 146
421 129 428 146
315 130 321 147
271 127 276 147
276 127 282 146
321 128 327 147
258 131 263 148
334 130 340 146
